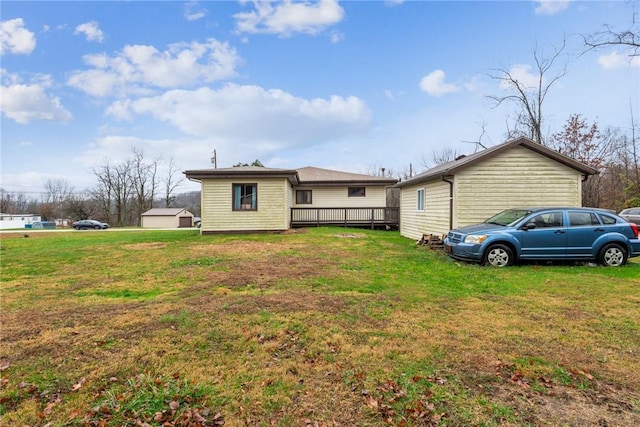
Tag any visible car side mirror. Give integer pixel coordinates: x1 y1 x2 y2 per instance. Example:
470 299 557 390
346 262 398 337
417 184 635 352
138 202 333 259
522 223 536 230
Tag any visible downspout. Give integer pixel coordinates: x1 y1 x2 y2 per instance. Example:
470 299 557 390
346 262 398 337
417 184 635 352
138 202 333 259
441 175 454 231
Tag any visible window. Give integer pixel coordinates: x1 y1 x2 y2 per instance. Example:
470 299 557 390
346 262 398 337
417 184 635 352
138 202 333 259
296 190 312 204
599 214 617 225
568 211 599 226
526 212 564 228
416 188 425 211
348 186 366 197
232 184 257 211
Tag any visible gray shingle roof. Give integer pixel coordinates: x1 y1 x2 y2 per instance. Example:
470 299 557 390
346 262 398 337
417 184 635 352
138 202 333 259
141 208 188 216
296 166 397 185
184 166 398 186
396 137 599 187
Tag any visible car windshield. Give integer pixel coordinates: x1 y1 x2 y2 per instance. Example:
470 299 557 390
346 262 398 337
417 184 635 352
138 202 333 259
484 209 532 226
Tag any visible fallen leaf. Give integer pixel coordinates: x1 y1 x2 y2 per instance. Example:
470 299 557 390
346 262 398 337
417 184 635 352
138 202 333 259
71 377 86 391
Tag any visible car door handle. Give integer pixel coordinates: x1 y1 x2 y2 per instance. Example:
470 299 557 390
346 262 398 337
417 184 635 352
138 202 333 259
594 228 605 232
554 230 566 234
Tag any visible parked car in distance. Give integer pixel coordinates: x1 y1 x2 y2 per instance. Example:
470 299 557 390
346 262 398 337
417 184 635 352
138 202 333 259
619 207 640 225
72 219 109 230
444 207 640 267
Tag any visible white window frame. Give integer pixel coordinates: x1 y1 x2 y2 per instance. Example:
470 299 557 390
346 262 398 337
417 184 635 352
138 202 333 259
416 188 425 212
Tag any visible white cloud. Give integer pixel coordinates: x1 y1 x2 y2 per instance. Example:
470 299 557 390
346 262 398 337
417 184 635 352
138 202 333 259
67 39 240 97
0 18 36 54
74 21 104 43
234 0 345 37
419 70 460 97
533 0 572 16
184 1 208 21
329 30 344 43
597 51 640 69
499 64 540 90
106 83 371 147
1 70 72 124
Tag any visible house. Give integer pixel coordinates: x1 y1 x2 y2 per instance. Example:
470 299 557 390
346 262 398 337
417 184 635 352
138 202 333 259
140 208 195 228
396 137 599 240
0 213 42 230
183 166 398 234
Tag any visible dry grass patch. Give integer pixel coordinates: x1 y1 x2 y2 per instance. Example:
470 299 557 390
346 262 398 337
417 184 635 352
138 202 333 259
1 228 639 426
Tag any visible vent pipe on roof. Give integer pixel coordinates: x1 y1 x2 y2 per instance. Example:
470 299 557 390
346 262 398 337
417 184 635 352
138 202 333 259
211 149 217 169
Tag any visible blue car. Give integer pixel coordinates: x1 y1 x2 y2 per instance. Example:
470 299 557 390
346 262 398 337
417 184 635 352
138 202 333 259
444 207 640 267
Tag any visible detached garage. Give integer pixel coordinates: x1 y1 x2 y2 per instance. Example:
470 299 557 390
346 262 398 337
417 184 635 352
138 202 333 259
141 208 195 228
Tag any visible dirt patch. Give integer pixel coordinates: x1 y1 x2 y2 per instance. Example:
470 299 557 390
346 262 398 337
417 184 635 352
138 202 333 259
484 380 640 427
122 242 168 250
333 233 368 239
183 241 346 290
191 290 350 315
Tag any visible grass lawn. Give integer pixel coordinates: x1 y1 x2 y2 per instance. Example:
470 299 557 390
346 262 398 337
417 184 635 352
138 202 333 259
1 227 639 426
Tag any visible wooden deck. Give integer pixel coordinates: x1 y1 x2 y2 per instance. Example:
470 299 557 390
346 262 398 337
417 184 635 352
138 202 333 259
291 207 399 229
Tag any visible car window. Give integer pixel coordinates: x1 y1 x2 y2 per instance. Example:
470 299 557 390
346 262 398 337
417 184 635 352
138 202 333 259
631 209 640 215
486 209 533 226
599 214 617 225
525 212 563 228
568 211 600 226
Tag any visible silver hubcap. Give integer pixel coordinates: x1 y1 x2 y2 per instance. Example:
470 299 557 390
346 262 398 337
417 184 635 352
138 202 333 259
487 248 509 267
603 247 624 266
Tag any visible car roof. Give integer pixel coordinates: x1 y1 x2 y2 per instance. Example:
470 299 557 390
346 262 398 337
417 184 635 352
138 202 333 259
506 207 605 212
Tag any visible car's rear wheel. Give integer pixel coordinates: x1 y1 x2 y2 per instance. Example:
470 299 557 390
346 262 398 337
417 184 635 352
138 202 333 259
483 244 514 267
73 226 79 230
598 243 627 267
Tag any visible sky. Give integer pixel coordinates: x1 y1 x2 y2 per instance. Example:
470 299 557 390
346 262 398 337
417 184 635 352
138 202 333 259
1 0 639 196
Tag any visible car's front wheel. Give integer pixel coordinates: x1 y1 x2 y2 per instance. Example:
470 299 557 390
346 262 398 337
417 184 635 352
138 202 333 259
94 225 101 229
483 244 514 267
598 243 627 267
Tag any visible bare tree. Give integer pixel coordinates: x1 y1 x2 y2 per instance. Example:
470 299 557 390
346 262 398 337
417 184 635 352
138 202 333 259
91 158 134 225
43 178 73 219
91 161 113 223
488 40 567 145
430 147 461 166
583 9 640 57
0 189 34 214
130 148 158 224
461 120 490 152
65 191 96 220
163 157 184 208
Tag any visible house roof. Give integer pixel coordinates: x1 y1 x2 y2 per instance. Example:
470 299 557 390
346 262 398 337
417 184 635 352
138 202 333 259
296 166 398 186
396 137 600 188
184 166 398 186
141 208 189 216
184 166 299 185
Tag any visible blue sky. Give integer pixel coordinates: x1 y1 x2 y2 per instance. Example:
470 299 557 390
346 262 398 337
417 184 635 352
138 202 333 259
1 0 639 195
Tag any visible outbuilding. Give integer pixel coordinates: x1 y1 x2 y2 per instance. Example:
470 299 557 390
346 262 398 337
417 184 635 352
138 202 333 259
396 137 599 240
140 208 195 228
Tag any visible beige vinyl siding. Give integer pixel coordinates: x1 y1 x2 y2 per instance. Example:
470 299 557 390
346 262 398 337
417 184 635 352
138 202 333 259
293 186 387 208
142 216 178 228
400 180 451 240
453 146 583 227
201 178 290 232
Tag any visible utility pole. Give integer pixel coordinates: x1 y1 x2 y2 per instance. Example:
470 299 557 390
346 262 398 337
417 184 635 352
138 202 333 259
211 149 217 168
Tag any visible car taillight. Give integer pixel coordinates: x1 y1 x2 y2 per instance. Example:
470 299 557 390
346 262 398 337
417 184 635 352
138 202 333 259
630 222 639 238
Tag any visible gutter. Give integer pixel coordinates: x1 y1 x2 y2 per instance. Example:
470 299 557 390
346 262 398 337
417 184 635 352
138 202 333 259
441 175 454 230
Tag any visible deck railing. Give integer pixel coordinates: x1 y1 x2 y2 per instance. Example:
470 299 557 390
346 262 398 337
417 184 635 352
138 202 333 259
291 207 399 229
